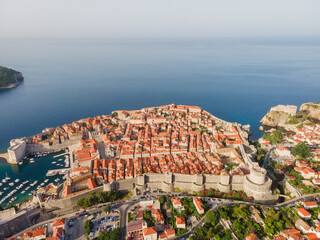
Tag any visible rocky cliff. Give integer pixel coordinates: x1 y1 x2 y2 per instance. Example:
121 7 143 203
260 103 319 132
260 105 298 132
299 102 320 121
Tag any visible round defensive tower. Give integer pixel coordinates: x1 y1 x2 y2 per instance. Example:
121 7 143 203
248 163 267 185
244 163 273 202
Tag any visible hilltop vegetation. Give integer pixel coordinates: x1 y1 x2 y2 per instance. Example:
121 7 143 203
0 66 24 88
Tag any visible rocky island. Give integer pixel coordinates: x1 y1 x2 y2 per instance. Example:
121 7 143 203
0 66 24 89
260 102 320 133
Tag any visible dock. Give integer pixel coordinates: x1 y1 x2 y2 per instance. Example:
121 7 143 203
53 152 69 158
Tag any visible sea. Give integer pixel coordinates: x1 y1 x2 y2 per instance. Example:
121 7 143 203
0 37 320 207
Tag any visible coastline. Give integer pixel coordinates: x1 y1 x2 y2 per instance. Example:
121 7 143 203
0 82 20 89
0 71 23 89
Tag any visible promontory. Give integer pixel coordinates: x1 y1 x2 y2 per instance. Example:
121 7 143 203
0 66 24 89
260 102 320 133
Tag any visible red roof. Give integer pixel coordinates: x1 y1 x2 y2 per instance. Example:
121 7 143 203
297 207 312 217
143 226 157 236
53 218 66 228
87 178 96 189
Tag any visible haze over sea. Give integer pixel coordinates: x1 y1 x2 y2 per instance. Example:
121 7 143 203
1 38 320 149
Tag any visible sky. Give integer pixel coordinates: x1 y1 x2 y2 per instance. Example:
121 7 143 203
0 0 319 39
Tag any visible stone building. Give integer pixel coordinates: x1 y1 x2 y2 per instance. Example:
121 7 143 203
7 137 27 164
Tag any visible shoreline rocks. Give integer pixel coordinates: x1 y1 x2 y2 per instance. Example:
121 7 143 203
299 102 320 121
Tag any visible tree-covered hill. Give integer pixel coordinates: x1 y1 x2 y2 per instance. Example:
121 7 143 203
0 66 24 88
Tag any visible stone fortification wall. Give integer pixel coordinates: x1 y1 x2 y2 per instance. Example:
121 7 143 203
249 166 267 185
203 174 221 183
26 138 80 154
270 105 297 115
231 175 244 183
280 178 302 198
0 209 40 239
42 186 103 210
103 171 276 202
7 138 27 164
239 143 276 201
45 167 276 211
105 172 246 194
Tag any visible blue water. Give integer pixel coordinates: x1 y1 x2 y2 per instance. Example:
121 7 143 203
0 38 320 206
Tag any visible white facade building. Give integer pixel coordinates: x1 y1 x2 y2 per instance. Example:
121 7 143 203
275 146 292 158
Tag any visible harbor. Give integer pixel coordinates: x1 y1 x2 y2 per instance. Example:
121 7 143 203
0 150 70 209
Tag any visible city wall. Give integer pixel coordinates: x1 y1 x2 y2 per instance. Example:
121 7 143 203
42 166 277 212
26 139 80 154
105 172 277 203
42 186 104 210
0 209 40 239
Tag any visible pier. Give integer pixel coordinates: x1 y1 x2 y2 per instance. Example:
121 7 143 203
0 152 9 161
53 151 69 158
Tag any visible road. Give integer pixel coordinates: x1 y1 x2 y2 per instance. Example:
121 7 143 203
119 202 135 240
8 191 320 240
8 200 133 240
175 193 320 240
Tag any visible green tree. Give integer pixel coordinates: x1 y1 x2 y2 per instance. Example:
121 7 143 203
77 198 86 207
218 208 227 219
97 192 107 203
143 210 155 227
194 226 207 239
205 210 218 226
84 220 93 236
104 205 111 213
96 228 120 240
292 142 311 158
158 195 166 204
263 130 283 144
0 66 23 88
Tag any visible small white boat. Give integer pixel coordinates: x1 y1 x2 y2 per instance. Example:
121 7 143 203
44 179 49 183
4 187 8 190
52 161 57 164
30 160 35 163
21 190 26 194
46 170 57 176
15 179 20 183
18 162 23 165
9 183 14 186
30 180 38 186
